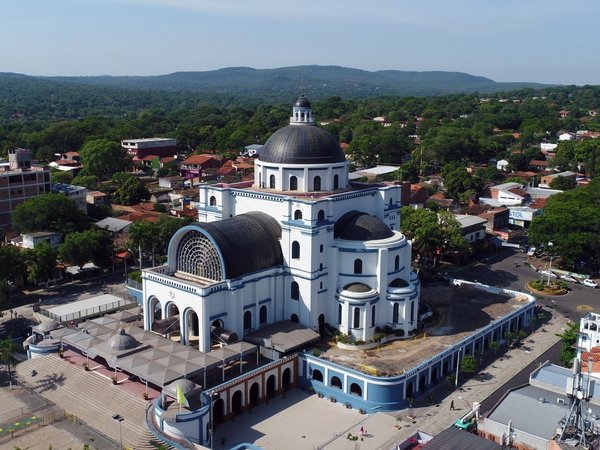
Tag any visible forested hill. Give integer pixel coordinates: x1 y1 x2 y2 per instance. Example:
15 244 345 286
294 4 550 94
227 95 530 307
42 65 547 98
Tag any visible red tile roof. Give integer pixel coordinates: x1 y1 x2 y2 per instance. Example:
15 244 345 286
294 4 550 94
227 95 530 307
182 154 221 165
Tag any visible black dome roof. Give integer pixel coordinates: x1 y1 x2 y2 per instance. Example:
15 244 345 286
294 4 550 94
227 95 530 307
334 211 394 241
343 282 372 293
294 95 311 108
259 125 346 165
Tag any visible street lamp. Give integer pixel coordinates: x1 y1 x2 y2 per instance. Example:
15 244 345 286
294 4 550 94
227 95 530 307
547 242 554 286
112 414 124 449
457 396 471 410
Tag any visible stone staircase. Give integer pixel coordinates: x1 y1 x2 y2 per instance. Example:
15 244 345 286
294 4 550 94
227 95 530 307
15 355 173 449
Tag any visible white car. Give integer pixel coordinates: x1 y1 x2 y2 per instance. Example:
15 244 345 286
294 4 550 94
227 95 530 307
540 270 558 279
583 279 598 288
560 275 578 283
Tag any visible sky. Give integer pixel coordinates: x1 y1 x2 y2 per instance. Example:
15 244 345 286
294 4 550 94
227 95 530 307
1 0 599 85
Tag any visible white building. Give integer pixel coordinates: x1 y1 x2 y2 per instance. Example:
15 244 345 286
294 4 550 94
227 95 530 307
51 183 88 212
141 96 420 352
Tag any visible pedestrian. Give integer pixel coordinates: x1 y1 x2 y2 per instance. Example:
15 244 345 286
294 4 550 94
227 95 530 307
360 426 364 437
450 400 455 410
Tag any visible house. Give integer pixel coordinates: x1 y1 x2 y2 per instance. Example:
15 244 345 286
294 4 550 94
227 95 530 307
529 159 549 171
539 171 577 188
51 183 88 212
486 182 529 206
86 191 110 206
12 231 62 249
121 138 177 159
48 159 83 176
158 176 186 190
508 206 541 229
478 207 510 233
0 148 51 227
180 154 222 179
540 143 558 154
452 214 487 243
496 159 509 171
94 217 132 235
400 182 428 209
558 132 575 141
244 144 263 157
428 192 457 211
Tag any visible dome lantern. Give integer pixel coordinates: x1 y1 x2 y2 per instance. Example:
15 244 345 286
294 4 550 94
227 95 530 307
290 94 314 125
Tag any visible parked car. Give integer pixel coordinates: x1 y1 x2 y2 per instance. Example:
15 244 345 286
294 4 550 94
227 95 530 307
583 279 598 288
540 270 558 279
560 275 579 283
527 246 536 257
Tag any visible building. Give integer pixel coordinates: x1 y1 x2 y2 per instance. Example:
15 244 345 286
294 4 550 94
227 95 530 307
508 206 541 229
121 138 177 159
179 154 221 180
244 144 263 157
0 148 51 228
51 183 88 212
12 231 62 249
453 214 487 243
141 95 417 353
86 191 110 206
484 182 529 206
539 171 577 188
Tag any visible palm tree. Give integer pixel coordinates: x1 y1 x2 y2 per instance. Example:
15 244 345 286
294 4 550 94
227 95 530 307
0 336 18 388
127 220 158 269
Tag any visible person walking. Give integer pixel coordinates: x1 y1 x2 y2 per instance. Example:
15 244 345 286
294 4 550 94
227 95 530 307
450 400 455 410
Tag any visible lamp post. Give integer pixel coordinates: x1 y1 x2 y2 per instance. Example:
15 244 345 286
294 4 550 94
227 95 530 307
457 396 471 410
112 414 124 449
547 242 554 286
455 348 461 388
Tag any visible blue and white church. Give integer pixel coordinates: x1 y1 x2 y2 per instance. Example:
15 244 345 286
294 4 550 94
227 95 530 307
141 95 420 353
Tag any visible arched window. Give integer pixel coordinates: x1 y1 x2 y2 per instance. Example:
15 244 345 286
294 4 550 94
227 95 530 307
259 305 267 325
354 258 362 274
317 210 325 221
319 263 323 271
319 244 324 253
395 255 400 271
289 176 298 191
313 176 321 191
292 241 300 259
244 311 252 331
290 313 299 323
371 305 376 328
338 304 343 325
269 174 275 189
294 209 303 220
209 196 216 206
393 303 399 323
353 307 360 328
333 174 339 189
291 282 300 300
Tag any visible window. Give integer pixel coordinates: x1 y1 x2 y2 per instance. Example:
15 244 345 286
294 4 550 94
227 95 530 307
394 255 400 271
289 176 298 191
319 263 323 271
393 303 399 323
354 258 362 274
410 301 415 322
313 176 321 191
269 174 275 189
317 209 325 221
291 282 299 300
320 281 323 289
353 307 360 328
371 305 376 327
292 241 300 259
209 196 216 206
338 304 342 325
333 174 339 189
259 305 267 325
320 244 324 253
294 209 303 220
244 311 252 331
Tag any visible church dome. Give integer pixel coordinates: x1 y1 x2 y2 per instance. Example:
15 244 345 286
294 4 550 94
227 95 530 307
107 328 139 351
295 95 311 108
343 282 372 293
258 125 346 165
334 211 394 241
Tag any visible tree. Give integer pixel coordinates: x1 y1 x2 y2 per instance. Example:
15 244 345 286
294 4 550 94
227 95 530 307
79 139 129 179
442 164 484 201
58 229 113 268
71 174 99 191
489 341 500 356
12 193 89 235
112 177 150 205
0 336 18 388
460 354 477 377
51 170 74 184
550 176 576 191
557 322 578 368
0 245 26 282
25 241 57 286
128 220 159 268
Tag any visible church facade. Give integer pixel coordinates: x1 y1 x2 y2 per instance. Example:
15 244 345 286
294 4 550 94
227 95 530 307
142 96 420 353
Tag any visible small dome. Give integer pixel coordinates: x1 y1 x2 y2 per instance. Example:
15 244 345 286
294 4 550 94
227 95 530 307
334 211 394 241
294 95 311 108
389 278 409 288
107 328 139 351
343 282 372 293
163 378 199 398
259 125 345 165
34 320 60 333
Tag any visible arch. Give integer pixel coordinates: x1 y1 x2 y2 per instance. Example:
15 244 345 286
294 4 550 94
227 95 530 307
266 375 276 397
318 209 325 221
330 376 342 390
394 255 400 271
294 209 303 220
406 382 414 399
176 230 224 281
212 398 225 424
333 174 339 189
211 319 223 330
292 241 300 259
419 374 427 391
167 302 179 318
249 382 260 407
259 305 267 325
282 368 292 390
312 368 323 382
443 359 450 376
289 176 298 191
338 304 342 325
231 390 243 415
184 308 199 347
353 307 360 328
319 244 324 253
291 281 300 300
371 305 376 328
393 303 399 323
350 383 362 397
313 176 321 191
431 367 438 383
269 174 275 189
149 296 161 322
243 310 252 331
353 258 362 274
209 196 216 206
290 313 299 323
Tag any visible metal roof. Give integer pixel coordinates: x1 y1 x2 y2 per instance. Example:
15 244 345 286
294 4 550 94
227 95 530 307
94 217 132 233
423 426 500 449
258 125 345 165
244 321 320 353
334 211 394 241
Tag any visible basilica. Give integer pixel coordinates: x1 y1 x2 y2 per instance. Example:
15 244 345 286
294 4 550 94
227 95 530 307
141 96 420 353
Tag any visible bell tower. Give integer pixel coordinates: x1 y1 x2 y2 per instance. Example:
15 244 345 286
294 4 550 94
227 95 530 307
290 95 314 125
